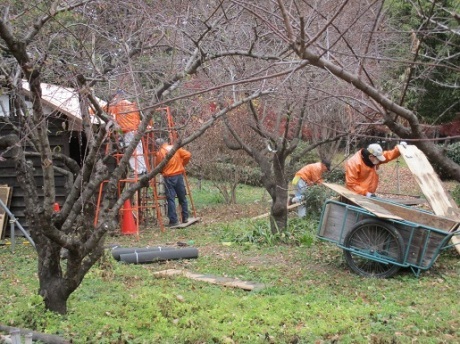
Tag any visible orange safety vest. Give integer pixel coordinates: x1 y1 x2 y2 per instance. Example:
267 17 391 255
156 144 191 177
104 99 141 132
294 162 326 185
345 147 400 195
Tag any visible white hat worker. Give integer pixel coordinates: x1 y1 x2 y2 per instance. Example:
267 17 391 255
367 143 386 162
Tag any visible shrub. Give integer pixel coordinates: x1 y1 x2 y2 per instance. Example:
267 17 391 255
451 184 460 206
302 184 335 220
325 168 345 183
221 218 317 247
446 142 460 164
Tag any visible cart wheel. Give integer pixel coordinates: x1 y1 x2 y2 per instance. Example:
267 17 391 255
343 219 404 278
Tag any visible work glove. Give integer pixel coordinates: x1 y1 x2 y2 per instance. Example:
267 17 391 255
400 141 408 148
366 192 376 198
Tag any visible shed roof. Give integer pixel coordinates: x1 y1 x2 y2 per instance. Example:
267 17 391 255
22 81 105 127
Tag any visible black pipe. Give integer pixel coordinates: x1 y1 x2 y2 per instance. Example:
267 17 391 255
119 247 199 264
111 246 176 261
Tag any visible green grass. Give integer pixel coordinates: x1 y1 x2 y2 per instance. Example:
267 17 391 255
189 177 268 209
1 180 460 343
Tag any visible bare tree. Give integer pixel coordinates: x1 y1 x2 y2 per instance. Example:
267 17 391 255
266 0 460 179
0 0 281 313
1 0 458 315
221 70 345 232
189 118 260 204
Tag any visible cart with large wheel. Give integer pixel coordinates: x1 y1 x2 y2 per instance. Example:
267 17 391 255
317 189 460 278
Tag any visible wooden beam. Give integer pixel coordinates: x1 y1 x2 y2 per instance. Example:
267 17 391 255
153 269 265 291
168 217 200 229
251 203 300 220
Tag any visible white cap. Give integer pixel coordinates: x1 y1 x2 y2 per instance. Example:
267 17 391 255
367 144 385 162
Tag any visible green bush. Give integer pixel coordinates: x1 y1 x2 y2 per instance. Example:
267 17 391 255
303 184 336 220
220 217 317 247
445 142 460 164
451 184 460 206
325 168 345 183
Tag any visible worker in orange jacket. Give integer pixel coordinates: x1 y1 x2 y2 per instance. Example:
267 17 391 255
290 160 331 218
345 142 406 197
104 98 147 176
155 139 192 227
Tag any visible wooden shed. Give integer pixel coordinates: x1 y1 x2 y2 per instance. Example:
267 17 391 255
0 81 103 235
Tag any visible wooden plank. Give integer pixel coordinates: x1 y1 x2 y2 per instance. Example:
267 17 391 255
394 223 447 268
398 144 460 220
168 217 200 229
397 144 460 254
318 202 333 237
378 197 427 206
318 202 373 244
323 183 404 220
252 203 300 220
153 269 265 291
370 198 458 232
0 185 12 239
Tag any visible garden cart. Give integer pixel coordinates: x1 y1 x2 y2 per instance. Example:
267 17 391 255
317 144 460 278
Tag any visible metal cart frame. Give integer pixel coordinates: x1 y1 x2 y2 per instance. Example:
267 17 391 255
317 198 460 278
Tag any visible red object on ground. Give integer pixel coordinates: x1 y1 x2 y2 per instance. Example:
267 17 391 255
53 202 60 212
121 200 137 235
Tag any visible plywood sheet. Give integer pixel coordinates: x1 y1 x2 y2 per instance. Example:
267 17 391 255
397 144 460 253
323 183 404 220
154 269 265 291
397 144 460 220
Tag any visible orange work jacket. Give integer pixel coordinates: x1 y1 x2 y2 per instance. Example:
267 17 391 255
104 99 140 132
345 147 400 195
294 162 325 185
155 144 191 177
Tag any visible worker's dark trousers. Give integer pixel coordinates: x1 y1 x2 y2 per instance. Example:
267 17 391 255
164 174 189 224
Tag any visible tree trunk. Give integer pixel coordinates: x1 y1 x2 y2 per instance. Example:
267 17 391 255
39 278 71 315
269 197 288 234
34 239 72 314
34 234 80 315
268 153 289 234
231 182 237 204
